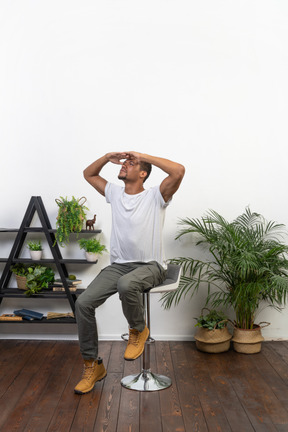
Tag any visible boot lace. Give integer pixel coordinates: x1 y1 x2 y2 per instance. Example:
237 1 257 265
128 329 140 347
82 363 94 381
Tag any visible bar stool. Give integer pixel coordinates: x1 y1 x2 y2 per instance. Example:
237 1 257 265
120 264 181 392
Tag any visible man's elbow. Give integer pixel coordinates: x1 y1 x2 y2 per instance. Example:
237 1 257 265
83 169 90 182
176 164 185 182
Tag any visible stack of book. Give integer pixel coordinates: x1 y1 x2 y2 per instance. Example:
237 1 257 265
52 278 82 292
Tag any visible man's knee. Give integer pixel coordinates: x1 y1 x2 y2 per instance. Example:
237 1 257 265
75 295 95 318
117 275 139 298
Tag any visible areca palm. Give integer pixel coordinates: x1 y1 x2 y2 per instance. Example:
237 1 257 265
162 208 288 329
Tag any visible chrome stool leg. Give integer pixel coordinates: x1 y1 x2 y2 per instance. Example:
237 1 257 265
121 292 172 392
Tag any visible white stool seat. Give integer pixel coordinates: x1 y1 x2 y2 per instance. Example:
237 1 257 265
121 264 181 392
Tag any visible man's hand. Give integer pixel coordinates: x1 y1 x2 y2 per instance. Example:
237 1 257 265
124 151 142 162
106 152 129 165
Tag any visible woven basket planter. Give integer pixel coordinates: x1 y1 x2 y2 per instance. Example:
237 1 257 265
195 327 232 353
16 275 28 290
232 325 265 354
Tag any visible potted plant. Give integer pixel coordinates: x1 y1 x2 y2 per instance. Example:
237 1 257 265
162 208 288 354
78 238 107 262
54 196 89 246
194 308 232 353
27 240 43 260
25 265 55 297
10 263 28 290
10 263 55 295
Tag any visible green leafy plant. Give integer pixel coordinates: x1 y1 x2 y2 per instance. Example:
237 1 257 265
27 240 42 251
54 196 89 246
78 238 107 254
195 309 228 330
10 264 55 296
25 265 55 296
162 208 288 329
10 263 28 277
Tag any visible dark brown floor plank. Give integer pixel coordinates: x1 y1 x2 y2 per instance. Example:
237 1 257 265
261 343 288 386
107 339 126 374
156 341 185 432
0 340 47 431
204 349 255 432
251 346 288 405
184 342 233 432
170 341 208 432
238 351 288 426
70 341 113 432
223 350 280 431
0 341 57 432
94 372 122 432
140 391 162 432
46 351 86 432
23 341 80 432
0 340 38 398
139 343 162 432
117 350 141 432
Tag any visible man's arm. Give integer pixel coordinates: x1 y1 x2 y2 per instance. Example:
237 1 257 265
126 152 185 202
83 152 128 196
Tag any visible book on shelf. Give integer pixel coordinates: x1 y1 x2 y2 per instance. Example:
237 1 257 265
54 278 82 286
0 314 23 321
52 286 77 292
14 309 44 320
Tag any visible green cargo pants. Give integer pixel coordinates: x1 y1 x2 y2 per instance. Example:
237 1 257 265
75 261 166 360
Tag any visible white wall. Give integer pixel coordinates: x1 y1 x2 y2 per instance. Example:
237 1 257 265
1 0 288 341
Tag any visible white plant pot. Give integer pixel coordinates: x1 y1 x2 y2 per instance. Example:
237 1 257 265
29 250 43 260
85 252 98 262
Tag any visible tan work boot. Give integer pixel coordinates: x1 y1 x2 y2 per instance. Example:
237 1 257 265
124 325 149 361
74 357 107 394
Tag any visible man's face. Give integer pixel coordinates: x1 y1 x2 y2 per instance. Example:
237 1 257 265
118 159 141 181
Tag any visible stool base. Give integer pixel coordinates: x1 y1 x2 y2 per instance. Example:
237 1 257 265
121 369 172 392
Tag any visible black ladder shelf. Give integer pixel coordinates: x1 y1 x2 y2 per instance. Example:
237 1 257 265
0 196 101 323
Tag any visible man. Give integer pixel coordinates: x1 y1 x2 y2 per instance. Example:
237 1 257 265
74 151 185 394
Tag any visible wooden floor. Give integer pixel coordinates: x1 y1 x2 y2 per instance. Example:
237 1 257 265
0 340 288 432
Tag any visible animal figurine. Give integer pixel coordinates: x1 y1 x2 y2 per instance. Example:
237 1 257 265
86 215 96 230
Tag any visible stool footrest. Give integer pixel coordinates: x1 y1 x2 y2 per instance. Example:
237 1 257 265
121 369 172 391
121 333 155 343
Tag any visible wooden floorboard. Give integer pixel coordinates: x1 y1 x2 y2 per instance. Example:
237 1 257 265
0 340 288 432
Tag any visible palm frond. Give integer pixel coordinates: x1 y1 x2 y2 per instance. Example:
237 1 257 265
165 207 288 328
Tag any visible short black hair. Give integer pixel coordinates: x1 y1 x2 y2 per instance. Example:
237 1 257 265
140 161 152 183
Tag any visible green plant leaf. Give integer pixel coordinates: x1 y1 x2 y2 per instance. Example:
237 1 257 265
162 207 288 329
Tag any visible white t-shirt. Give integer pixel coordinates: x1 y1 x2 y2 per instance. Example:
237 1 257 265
105 182 170 268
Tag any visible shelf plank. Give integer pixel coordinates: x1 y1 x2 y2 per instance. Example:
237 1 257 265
11 258 98 264
0 288 85 298
0 317 77 324
0 228 101 233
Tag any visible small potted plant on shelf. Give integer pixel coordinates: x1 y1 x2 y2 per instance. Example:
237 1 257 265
78 237 107 262
194 308 232 353
27 240 43 260
54 196 89 246
10 263 55 295
162 208 288 354
10 263 29 290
